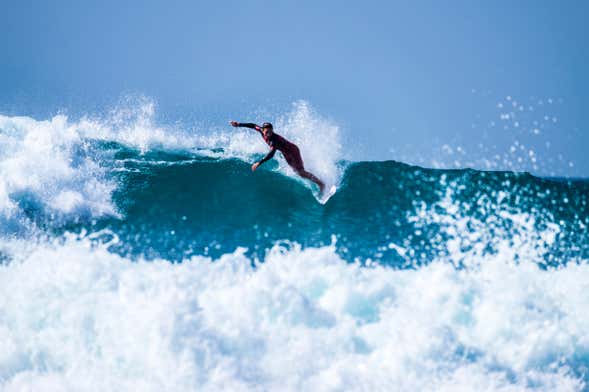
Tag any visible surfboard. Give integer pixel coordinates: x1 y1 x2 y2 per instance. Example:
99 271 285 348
319 185 337 205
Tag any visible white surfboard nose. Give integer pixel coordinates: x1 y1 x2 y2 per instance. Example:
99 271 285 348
319 185 337 204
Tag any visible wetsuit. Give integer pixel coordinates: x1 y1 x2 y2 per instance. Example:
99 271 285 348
237 123 305 171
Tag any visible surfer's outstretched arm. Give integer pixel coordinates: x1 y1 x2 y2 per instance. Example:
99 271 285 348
230 121 262 134
251 147 276 171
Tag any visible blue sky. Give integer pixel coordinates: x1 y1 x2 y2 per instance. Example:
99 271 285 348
2 0 588 176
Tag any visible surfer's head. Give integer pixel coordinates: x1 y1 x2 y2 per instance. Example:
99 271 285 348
262 122 273 136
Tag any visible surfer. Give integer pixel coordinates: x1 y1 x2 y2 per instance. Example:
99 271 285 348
230 121 325 193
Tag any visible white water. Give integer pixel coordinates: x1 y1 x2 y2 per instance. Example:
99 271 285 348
0 237 587 392
0 114 118 234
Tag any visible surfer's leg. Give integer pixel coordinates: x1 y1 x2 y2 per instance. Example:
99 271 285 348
284 147 325 193
296 169 325 193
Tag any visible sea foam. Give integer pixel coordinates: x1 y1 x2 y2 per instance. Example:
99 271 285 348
0 114 117 233
0 237 586 391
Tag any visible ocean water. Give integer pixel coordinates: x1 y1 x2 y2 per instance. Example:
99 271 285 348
0 103 588 391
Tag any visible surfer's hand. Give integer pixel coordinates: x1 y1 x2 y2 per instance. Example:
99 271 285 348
230 121 239 127
251 162 260 172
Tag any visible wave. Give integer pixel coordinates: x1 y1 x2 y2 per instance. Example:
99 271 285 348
48 146 580 265
0 100 342 233
1 102 589 391
0 121 586 265
1 104 587 266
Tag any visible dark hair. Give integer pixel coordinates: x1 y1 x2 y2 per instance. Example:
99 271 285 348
262 122 273 130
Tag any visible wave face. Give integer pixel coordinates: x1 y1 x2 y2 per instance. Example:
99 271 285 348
53 145 587 266
1 107 589 391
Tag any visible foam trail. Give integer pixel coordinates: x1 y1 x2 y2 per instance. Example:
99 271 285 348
0 238 586 391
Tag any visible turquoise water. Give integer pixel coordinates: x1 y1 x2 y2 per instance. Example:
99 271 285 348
1 111 589 391
61 144 589 266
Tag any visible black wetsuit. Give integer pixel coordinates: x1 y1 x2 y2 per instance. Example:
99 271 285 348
238 123 305 171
